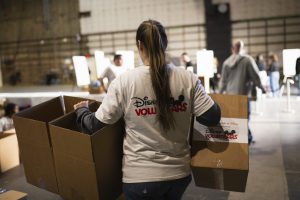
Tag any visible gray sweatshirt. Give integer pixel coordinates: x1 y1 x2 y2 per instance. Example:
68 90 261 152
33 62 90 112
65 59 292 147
220 54 262 95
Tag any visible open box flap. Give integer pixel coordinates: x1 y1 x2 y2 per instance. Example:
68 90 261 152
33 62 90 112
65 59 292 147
14 97 64 122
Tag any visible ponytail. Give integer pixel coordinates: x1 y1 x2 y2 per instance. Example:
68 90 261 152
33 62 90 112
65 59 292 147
136 20 175 131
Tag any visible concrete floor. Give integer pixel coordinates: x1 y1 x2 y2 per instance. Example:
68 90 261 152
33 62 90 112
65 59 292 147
1 89 300 200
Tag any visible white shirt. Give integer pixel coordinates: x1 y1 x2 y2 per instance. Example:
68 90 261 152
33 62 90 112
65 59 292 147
95 65 214 183
100 65 129 83
0 117 14 132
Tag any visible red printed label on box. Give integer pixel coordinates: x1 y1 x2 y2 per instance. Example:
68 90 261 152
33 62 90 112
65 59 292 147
193 118 248 143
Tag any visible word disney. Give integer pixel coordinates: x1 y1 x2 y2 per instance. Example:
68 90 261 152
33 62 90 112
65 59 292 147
131 95 188 116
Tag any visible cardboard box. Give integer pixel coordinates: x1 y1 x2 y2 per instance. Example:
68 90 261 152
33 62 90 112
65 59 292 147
49 102 124 200
0 190 27 200
89 86 106 94
0 129 20 173
12 96 95 194
191 94 249 192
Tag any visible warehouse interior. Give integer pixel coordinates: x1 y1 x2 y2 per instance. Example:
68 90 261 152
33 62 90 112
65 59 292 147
0 0 300 199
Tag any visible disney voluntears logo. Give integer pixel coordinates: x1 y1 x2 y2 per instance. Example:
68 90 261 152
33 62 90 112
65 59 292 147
205 130 238 140
194 118 248 143
131 96 157 116
131 95 188 116
169 95 188 112
204 126 238 140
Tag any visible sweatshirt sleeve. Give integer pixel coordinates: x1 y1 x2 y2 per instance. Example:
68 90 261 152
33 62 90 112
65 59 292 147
192 74 215 117
75 107 107 134
95 78 124 124
196 102 221 126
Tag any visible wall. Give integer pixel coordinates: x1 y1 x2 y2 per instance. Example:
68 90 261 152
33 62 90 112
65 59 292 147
0 0 80 42
212 0 300 20
1 0 299 85
79 0 205 34
212 0 300 64
80 0 300 68
79 0 207 64
0 0 81 85
204 0 232 67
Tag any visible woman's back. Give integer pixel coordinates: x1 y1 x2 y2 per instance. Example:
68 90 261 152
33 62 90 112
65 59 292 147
74 19 220 200
95 65 214 182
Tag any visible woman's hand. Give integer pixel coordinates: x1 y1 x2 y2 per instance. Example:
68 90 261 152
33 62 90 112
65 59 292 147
74 101 89 110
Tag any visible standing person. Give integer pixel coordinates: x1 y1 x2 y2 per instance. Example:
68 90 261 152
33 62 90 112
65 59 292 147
0 103 19 132
255 54 268 97
220 40 265 144
210 57 221 93
99 54 128 90
268 53 280 97
295 57 300 96
255 54 265 71
74 20 221 200
181 52 197 74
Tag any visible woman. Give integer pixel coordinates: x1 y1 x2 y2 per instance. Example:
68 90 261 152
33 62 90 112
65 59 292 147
268 53 280 97
74 20 221 200
0 103 19 132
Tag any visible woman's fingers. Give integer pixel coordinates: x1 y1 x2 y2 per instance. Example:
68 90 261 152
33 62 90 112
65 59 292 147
73 101 89 110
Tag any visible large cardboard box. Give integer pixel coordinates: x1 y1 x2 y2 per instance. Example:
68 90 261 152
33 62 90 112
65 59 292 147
49 102 124 200
0 129 20 173
191 94 248 192
12 96 95 193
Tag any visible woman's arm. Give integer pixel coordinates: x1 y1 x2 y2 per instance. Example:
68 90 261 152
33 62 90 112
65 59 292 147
74 101 107 134
196 102 221 126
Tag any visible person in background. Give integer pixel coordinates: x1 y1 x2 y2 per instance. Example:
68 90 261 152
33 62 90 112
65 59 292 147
99 54 128 91
0 103 19 132
0 105 4 118
295 57 300 96
220 40 265 144
73 19 221 200
9 69 21 86
210 57 221 93
268 53 280 97
255 54 268 97
255 54 265 71
181 52 197 74
45 68 59 85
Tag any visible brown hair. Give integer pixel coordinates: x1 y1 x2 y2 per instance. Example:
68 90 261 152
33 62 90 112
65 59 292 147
136 20 175 131
181 52 188 56
269 53 278 62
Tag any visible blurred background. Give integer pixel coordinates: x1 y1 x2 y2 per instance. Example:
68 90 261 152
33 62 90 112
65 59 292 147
0 0 299 87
